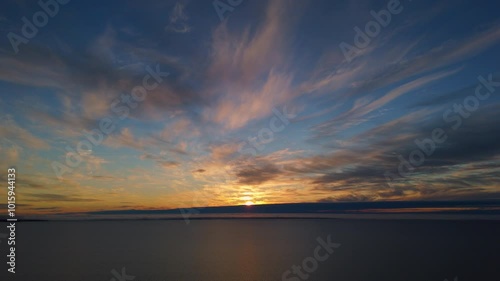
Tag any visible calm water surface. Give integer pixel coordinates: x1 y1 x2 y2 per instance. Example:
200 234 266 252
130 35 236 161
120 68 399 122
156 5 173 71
0 219 499 281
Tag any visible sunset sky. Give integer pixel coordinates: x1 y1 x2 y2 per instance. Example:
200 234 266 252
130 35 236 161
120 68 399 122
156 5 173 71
0 0 499 215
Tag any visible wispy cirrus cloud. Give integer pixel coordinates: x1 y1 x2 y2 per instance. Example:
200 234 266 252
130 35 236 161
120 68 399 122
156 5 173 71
311 67 463 138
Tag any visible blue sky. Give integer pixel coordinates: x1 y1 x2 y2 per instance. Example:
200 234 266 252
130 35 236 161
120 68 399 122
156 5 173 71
0 0 499 215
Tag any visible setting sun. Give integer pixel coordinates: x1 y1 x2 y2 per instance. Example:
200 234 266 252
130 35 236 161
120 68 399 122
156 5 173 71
245 201 254 206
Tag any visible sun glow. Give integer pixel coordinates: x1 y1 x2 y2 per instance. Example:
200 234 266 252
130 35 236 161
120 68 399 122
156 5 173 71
245 201 254 206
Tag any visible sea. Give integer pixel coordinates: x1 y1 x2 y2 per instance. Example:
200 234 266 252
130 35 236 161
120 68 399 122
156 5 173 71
0 219 498 281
